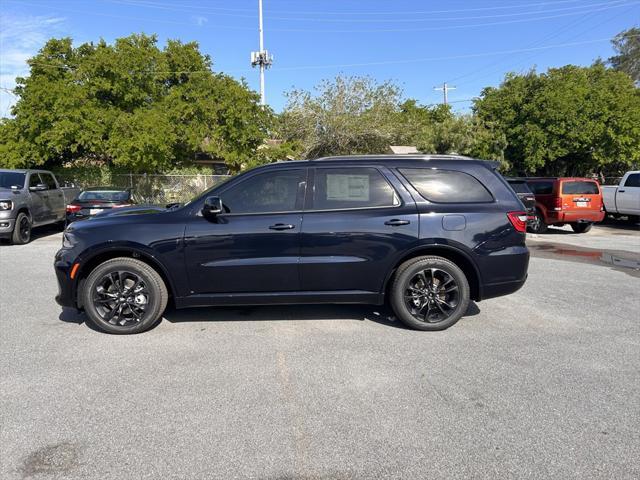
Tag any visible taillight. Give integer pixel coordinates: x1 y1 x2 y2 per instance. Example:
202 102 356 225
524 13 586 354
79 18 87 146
507 211 528 233
66 204 81 213
553 197 563 211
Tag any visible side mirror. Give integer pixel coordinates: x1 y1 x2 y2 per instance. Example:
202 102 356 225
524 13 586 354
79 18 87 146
29 184 47 192
202 196 223 217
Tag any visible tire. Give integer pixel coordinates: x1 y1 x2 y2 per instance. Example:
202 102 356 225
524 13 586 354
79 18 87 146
390 256 470 331
527 209 548 234
11 212 31 245
570 223 592 234
80 257 168 334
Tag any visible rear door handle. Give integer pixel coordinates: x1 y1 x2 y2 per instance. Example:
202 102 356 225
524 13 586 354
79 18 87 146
618 190 625 193
385 219 410 226
269 223 295 231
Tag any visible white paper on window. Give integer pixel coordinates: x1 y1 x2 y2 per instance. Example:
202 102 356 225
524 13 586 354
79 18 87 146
326 174 370 201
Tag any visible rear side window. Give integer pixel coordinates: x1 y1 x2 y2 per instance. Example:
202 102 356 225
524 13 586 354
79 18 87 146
527 181 553 195
624 174 640 187
562 181 599 195
400 168 493 203
313 167 399 210
508 181 532 194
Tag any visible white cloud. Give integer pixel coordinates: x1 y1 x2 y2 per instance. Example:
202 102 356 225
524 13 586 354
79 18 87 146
0 14 66 116
192 15 208 27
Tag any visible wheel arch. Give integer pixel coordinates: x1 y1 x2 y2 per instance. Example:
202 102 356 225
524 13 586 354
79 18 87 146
75 244 175 308
383 244 482 301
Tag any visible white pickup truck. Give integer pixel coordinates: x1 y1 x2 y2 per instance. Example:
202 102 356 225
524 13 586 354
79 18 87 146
602 171 640 223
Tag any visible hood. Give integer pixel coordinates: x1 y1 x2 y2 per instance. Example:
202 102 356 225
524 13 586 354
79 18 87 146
0 187 22 198
91 204 168 219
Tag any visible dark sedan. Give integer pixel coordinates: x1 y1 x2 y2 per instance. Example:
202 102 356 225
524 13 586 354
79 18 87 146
66 188 138 223
506 178 536 220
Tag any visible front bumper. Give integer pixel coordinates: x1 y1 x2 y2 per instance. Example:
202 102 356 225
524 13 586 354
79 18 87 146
54 248 80 309
0 214 15 238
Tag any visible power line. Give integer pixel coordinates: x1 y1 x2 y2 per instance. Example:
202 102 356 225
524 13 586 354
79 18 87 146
18 36 633 76
263 2 640 33
96 0 601 16
104 0 630 24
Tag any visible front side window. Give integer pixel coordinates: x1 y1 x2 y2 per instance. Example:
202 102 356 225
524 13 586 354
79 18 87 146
561 181 599 195
624 173 640 188
312 167 399 210
29 173 42 188
400 168 493 203
221 169 305 214
528 181 554 195
39 173 57 190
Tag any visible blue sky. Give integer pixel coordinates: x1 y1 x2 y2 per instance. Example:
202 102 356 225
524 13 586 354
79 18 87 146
1 0 638 116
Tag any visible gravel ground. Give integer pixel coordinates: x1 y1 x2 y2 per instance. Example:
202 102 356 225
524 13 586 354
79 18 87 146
1 224 639 480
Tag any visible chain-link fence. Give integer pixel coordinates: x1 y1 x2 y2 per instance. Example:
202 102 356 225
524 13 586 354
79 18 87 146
54 173 230 204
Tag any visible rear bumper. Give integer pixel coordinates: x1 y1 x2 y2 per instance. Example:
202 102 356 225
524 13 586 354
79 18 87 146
476 245 529 301
546 210 605 224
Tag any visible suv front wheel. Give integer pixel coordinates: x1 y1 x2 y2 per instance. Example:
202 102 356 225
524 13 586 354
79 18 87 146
81 257 168 334
390 256 470 331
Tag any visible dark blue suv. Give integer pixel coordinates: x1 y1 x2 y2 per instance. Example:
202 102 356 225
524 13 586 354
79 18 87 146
55 155 529 333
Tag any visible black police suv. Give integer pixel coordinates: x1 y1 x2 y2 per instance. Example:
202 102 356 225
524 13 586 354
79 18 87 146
55 155 529 334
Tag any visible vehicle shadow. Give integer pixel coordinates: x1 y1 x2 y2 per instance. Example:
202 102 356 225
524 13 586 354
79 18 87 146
0 223 63 245
58 302 481 331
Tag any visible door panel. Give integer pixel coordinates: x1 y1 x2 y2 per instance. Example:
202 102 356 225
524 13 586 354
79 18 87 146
299 167 419 293
184 213 303 294
184 168 307 295
40 172 65 221
27 173 46 224
619 174 640 215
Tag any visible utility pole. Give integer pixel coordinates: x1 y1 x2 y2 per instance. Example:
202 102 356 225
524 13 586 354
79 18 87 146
251 0 273 106
434 82 456 105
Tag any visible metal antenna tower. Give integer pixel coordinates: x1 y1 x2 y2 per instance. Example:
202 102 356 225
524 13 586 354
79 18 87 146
251 0 273 106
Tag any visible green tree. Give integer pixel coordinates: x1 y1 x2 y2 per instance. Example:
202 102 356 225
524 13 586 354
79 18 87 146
609 27 640 83
0 34 270 171
280 75 401 158
474 64 640 175
396 101 506 164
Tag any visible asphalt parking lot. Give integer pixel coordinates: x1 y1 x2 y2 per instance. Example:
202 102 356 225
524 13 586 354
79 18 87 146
1 223 639 479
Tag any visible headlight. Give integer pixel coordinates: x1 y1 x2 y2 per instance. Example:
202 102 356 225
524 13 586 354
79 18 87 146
62 232 77 248
0 200 12 210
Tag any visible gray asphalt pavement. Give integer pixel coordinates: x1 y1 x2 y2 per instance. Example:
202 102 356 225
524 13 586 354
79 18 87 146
1 224 639 479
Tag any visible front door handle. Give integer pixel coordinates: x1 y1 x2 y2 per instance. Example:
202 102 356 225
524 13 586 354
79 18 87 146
385 219 410 226
269 223 295 231
618 190 625 193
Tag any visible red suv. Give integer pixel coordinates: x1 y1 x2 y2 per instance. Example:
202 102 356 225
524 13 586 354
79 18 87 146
526 177 605 233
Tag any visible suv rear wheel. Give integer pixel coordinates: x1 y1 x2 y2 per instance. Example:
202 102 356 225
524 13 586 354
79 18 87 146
81 257 168 334
528 209 547 234
570 223 592 234
390 256 470 331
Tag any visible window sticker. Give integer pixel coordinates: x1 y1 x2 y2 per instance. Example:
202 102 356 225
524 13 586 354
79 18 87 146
326 174 370 201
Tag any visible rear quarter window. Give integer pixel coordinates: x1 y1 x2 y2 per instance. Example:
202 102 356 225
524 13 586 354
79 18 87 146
399 168 493 203
561 181 599 195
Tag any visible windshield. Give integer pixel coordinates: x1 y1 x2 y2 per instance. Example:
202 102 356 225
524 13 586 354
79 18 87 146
78 190 130 202
182 174 238 207
0 172 26 189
